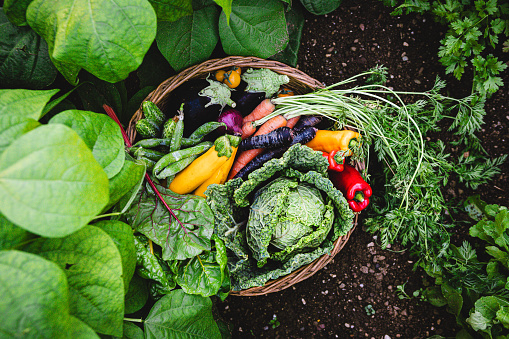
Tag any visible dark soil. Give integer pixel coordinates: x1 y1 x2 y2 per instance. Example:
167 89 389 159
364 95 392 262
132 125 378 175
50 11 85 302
216 0 509 338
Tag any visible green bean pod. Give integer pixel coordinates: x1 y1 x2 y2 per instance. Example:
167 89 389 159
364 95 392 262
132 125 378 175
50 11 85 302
132 147 166 162
132 137 172 149
180 121 227 147
155 154 199 180
169 110 184 152
153 141 213 177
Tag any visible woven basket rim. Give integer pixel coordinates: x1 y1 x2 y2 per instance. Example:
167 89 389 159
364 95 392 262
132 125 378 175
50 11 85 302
128 56 358 296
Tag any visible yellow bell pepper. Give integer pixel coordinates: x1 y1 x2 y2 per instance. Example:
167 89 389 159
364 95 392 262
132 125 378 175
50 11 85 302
169 135 240 195
305 130 360 155
193 146 238 197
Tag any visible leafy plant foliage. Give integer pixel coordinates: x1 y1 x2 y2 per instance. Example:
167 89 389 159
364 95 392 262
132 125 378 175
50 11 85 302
381 0 509 101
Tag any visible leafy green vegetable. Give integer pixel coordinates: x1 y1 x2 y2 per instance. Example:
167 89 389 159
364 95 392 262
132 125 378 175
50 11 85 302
218 0 289 58
156 4 220 72
144 289 222 339
124 180 215 261
124 274 149 314
49 110 125 178
270 2 305 67
299 0 342 15
0 212 34 250
0 124 109 237
26 0 157 84
0 250 98 338
207 144 354 290
23 225 125 336
0 9 57 88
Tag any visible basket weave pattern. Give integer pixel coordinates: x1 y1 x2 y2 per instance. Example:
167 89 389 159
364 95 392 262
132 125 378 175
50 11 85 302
128 56 358 296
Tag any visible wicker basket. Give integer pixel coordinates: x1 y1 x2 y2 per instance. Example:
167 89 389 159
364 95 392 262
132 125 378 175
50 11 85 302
128 56 358 296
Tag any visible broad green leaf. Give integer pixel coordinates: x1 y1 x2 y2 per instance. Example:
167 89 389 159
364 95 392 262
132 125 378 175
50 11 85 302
0 88 57 152
93 220 137 293
0 212 34 250
213 0 232 24
49 110 125 178
66 316 101 338
422 286 448 307
124 181 215 261
299 0 342 15
137 45 174 89
466 310 490 331
0 124 109 237
497 305 509 329
270 1 305 67
218 0 288 58
156 5 219 72
124 274 149 314
176 251 223 297
149 0 193 21
23 225 124 336
144 289 221 339
0 250 72 338
26 0 157 84
3 0 32 25
0 10 57 88
122 321 145 339
104 153 146 212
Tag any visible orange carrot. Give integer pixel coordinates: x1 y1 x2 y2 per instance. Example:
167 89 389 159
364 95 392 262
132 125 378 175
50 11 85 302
241 121 257 140
286 116 301 129
242 99 275 124
228 115 287 180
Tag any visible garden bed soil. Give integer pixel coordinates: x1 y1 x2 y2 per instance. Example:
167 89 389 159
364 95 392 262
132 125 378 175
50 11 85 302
216 0 509 337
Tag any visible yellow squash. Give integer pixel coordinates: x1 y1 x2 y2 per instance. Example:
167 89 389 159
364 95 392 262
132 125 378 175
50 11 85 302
193 146 238 197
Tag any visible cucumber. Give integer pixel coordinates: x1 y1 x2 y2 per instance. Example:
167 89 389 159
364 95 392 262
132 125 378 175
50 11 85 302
142 101 166 126
135 118 160 138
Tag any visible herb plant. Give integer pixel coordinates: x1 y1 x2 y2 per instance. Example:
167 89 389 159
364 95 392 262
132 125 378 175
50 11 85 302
380 0 509 101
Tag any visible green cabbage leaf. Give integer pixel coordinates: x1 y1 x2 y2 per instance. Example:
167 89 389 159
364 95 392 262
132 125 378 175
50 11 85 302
206 144 354 291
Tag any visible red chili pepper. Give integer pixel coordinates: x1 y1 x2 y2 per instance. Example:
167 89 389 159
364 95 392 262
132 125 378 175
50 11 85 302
322 150 345 172
329 163 372 212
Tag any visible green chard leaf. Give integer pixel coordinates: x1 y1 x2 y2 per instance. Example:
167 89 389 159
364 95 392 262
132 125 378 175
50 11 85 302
144 289 221 339
218 0 289 58
0 10 58 88
26 0 157 84
124 180 215 261
0 124 109 237
0 250 98 338
23 225 125 337
156 4 220 72
49 110 125 179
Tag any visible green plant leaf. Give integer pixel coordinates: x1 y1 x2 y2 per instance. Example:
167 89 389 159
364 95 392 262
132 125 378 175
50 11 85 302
104 153 146 213
0 250 94 338
298 0 342 15
0 124 109 237
176 251 223 297
156 5 219 72
149 0 193 21
26 0 157 84
270 1 305 67
144 289 221 339
124 274 149 314
0 212 34 250
49 110 125 178
23 225 124 336
76 72 125 117
137 45 174 89
93 220 137 294
123 181 215 261
3 0 32 26
0 88 58 152
122 321 145 339
0 10 58 88
218 0 288 58
213 0 232 24
441 283 463 317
